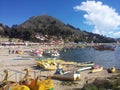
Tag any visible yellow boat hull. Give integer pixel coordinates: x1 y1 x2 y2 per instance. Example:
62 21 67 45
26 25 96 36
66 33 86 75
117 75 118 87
10 85 30 90
92 67 103 73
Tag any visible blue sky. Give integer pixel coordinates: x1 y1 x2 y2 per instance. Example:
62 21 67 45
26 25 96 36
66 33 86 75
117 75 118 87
0 0 120 38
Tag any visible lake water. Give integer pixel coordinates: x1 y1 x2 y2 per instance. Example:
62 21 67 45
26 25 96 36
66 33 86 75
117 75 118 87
60 45 120 69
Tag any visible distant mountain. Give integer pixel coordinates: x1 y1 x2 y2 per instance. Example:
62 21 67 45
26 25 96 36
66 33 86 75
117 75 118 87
0 23 10 37
0 15 116 43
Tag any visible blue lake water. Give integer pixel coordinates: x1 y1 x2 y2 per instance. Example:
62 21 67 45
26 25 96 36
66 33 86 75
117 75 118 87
60 46 120 69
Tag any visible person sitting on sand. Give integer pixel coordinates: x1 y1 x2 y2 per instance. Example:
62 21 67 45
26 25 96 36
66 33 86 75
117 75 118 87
54 63 64 75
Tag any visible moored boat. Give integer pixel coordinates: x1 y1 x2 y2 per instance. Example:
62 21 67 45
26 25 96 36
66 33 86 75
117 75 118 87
94 45 115 51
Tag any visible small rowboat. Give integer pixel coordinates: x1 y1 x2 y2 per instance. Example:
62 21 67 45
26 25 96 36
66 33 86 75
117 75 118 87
51 64 80 81
92 67 103 73
51 72 80 81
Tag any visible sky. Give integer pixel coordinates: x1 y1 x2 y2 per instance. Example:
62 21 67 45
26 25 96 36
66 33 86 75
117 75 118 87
0 0 120 38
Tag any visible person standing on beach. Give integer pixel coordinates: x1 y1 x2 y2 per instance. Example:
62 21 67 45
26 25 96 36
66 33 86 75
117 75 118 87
9 49 11 54
12 50 15 54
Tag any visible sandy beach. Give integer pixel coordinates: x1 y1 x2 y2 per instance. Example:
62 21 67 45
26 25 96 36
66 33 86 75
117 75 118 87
0 45 119 90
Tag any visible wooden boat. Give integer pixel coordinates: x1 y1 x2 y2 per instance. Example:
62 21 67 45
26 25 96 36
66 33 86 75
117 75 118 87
92 67 103 73
94 45 115 51
51 65 80 81
77 62 95 67
51 72 80 81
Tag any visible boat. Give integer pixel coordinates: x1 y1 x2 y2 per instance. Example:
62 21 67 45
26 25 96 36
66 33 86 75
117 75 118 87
43 63 61 71
19 68 54 90
29 76 54 90
36 57 77 65
51 52 60 57
77 66 92 72
43 49 60 57
51 65 80 81
37 58 76 70
61 61 77 65
37 61 64 70
0 70 11 89
77 61 95 67
51 72 80 81
94 45 115 51
10 85 30 90
0 69 30 90
32 49 43 57
92 67 103 73
16 50 23 54
108 67 116 73
13 57 32 60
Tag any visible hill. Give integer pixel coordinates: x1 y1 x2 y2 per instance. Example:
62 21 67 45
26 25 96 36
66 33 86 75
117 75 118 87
0 15 116 43
0 23 10 37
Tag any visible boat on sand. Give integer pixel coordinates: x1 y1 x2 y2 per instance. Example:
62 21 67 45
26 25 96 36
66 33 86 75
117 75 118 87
77 62 95 67
51 65 80 81
92 67 103 73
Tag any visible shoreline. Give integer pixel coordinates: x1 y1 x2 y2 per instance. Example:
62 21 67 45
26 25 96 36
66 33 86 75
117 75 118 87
0 45 119 90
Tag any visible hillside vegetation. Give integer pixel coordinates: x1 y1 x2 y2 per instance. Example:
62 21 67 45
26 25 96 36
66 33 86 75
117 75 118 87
0 15 116 43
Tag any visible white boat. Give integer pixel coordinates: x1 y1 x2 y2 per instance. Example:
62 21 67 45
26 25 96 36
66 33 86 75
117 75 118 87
77 66 92 72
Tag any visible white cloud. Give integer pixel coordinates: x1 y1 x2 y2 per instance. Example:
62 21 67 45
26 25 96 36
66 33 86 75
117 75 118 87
113 32 120 36
73 0 120 38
